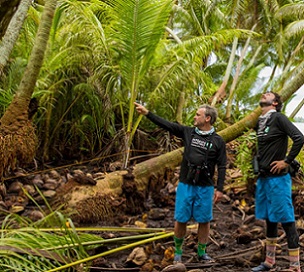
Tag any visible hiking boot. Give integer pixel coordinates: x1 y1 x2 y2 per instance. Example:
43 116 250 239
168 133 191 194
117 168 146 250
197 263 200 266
251 263 273 271
198 253 215 263
173 253 182 263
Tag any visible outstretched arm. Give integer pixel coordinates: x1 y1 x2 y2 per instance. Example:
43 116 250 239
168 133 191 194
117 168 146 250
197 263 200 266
134 101 187 138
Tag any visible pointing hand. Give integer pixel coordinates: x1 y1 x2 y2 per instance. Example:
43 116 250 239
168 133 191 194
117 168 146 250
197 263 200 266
134 102 149 116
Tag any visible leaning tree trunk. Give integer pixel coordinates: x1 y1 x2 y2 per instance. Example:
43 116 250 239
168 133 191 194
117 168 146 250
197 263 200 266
0 0 21 40
0 0 57 178
0 0 32 74
210 37 238 106
290 98 304 119
58 62 304 222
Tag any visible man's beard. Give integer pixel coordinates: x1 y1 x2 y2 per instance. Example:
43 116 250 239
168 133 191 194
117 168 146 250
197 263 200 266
259 101 273 108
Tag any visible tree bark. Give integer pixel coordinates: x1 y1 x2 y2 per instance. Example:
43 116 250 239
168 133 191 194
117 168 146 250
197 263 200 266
1 0 57 128
0 0 21 40
0 0 57 178
0 0 32 74
57 148 183 220
289 98 304 119
176 90 185 123
210 37 238 106
225 36 251 122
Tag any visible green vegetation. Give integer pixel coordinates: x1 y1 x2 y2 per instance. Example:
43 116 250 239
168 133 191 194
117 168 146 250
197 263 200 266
0 210 173 271
0 2 304 270
0 0 303 165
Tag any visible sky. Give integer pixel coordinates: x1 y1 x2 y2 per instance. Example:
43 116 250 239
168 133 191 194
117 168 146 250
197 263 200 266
285 89 304 118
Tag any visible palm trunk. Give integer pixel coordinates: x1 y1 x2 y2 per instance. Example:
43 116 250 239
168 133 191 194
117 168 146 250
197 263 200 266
0 0 57 178
211 37 238 106
225 36 251 122
0 0 32 74
176 90 185 123
1 0 57 128
289 99 304 119
0 0 21 39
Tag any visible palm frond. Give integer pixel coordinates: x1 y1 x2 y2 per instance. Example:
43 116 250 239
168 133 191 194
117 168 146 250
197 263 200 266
284 20 304 38
275 3 304 22
176 29 258 63
0 210 173 272
109 0 173 87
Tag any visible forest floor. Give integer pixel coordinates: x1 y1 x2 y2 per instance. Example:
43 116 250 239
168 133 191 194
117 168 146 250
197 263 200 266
2 139 304 272
87 180 304 272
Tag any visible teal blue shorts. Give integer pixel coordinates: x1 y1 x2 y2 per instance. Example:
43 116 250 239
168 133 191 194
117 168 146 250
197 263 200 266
174 182 214 223
255 173 295 223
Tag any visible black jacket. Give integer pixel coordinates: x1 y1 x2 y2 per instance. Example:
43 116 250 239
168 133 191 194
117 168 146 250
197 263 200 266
147 112 227 192
256 111 304 172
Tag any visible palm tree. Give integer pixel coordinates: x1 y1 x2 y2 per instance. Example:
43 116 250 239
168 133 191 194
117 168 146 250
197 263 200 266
0 0 57 178
0 0 32 74
0 0 21 39
105 0 174 167
31 0 114 161
105 0 251 164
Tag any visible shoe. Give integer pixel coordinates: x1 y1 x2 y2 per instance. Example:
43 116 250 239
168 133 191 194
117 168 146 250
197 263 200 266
198 253 215 263
251 263 272 271
173 253 182 263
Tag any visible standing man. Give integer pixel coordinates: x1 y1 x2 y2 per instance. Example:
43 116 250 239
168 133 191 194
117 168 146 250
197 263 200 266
251 92 304 272
134 102 227 263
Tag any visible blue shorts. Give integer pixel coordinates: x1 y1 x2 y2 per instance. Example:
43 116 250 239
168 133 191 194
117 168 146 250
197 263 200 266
174 182 214 223
255 173 295 223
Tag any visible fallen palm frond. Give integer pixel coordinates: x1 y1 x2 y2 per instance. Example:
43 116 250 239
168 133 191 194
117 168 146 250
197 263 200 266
0 209 174 271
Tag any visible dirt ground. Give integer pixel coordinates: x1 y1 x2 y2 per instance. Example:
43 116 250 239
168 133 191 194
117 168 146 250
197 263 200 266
2 151 303 271
88 188 304 272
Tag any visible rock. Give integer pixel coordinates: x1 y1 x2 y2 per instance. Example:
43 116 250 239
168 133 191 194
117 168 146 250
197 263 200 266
49 170 61 179
7 181 23 194
23 184 36 196
43 182 58 190
72 174 96 185
236 231 253 244
32 175 44 188
0 201 8 210
161 263 186 272
27 210 44 221
33 195 44 205
73 169 84 176
42 178 59 190
43 190 56 198
9 205 24 214
125 247 148 266
148 208 168 220
86 173 93 179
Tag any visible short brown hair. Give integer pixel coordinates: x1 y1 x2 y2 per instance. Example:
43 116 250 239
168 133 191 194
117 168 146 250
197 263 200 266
199 105 218 125
270 92 283 112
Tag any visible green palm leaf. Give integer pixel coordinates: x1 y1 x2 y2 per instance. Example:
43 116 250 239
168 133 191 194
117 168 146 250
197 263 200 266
109 0 173 133
0 210 173 271
110 0 172 86
275 3 304 38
